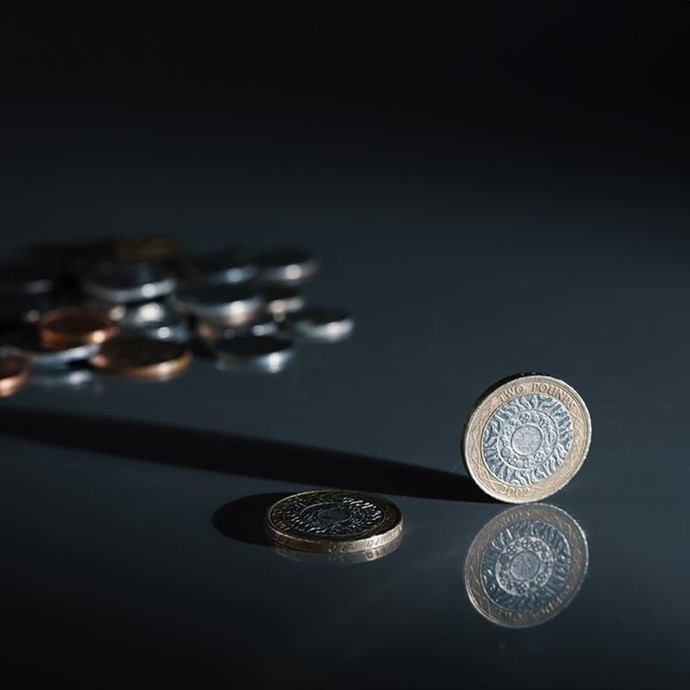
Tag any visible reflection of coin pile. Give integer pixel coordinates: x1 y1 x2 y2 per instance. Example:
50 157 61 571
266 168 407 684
0 236 354 395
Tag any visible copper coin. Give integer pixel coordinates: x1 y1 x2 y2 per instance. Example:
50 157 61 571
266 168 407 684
0 355 29 397
89 336 191 379
39 308 119 349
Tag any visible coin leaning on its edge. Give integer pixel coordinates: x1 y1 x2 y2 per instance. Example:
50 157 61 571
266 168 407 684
265 490 403 554
462 373 592 503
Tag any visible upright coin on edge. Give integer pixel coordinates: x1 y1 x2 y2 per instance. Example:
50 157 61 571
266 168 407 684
462 373 592 503
265 490 403 554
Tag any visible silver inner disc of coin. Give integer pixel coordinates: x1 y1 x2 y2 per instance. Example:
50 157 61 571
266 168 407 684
481 518 571 611
482 393 573 485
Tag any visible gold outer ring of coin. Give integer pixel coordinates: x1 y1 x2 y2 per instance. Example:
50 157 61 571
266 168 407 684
462 373 592 503
0 355 29 397
39 307 119 349
89 336 192 379
464 504 589 628
265 490 403 554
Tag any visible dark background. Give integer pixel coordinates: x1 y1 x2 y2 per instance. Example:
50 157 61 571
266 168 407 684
0 2 689 688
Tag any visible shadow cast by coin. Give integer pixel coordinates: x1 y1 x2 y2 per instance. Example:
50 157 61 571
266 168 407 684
213 493 289 546
0 407 494 503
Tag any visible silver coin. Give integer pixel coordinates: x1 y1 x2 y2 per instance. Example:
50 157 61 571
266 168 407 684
254 247 320 285
214 335 294 372
136 316 190 342
172 283 264 325
0 263 58 295
82 262 177 303
464 504 589 628
0 328 101 368
197 313 279 342
285 307 354 341
29 365 95 389
261 286 306 320
188 247 257 285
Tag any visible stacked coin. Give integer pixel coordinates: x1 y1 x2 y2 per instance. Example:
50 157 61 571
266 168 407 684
0 237 354 393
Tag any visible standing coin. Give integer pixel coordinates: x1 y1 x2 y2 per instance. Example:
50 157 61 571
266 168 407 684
265 490 403 554
90 336 191 379
462 373 592 503
464 504 588 628
0 355 29 396
39 308 119 349
253 247 320 285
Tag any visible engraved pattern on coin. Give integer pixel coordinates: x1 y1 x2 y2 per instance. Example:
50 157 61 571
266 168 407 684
483 394 573 486
481 518 570 610
273 494 385 537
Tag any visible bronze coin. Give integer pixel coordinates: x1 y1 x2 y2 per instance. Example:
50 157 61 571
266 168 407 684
89 336 191 379
39 307 119 349
0 355 29 397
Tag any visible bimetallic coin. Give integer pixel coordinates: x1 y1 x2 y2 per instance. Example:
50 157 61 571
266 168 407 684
261 286 306 320
90 336 192 379
254 247 320 285
265 490 403 554
214 335 294 373
39 308 119 349
462 374 592 503
0 355 29 396
464 504 588 628
172 284 264 326
285 307 354 342
83 262 177 303
1 328 102 368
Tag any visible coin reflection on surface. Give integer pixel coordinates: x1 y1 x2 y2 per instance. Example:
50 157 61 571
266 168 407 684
274 534 402 565
464 504 588 628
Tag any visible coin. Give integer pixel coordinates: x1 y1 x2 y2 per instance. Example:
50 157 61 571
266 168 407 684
189 247 257 285
0 355 29 396
1 328 102 367
39 307 119 349
462 373 592 503
260 286 305 321
285 307 354 341
253 247 320 285
197 313 279 342
83 262 177 303
464 504 588 628
214 335 294 373
137 315 190 342
172 284 264 326
90 336 192 379
0 262 59 295
265 490 403 554
113 236 180 263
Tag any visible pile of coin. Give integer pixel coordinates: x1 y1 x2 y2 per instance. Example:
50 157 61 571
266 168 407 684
0 236 354 395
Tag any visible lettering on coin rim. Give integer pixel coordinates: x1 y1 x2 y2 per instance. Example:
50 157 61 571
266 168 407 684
462 374 592 503
464 504 589 628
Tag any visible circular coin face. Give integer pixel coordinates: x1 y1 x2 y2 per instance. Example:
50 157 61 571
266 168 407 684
462 374 592 503
0 355 29 396
464 504 588 628
265 490 403 554
39 307 119 349
90 336 191 379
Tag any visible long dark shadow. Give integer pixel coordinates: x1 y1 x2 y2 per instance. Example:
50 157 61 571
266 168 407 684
0 406 492 502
